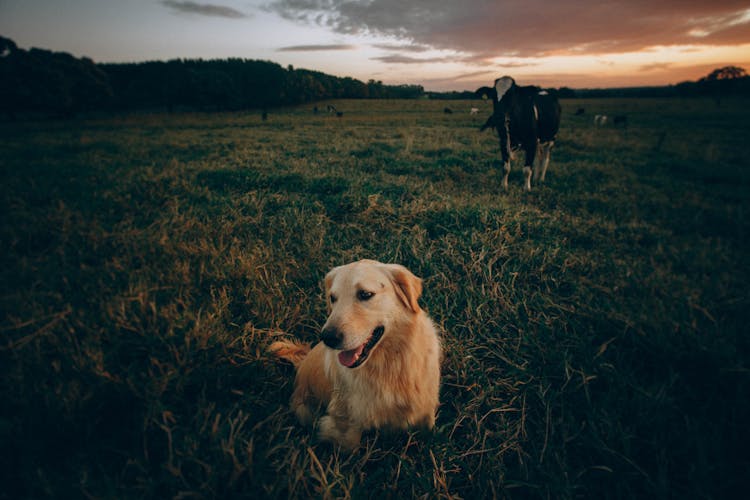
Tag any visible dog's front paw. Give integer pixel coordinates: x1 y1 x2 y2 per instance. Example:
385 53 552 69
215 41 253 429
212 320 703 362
293 403 314 427
317 415 340 442
414 412 436 430
318 416 361 451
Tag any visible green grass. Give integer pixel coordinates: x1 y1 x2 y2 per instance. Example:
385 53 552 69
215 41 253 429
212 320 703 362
1 97 748 498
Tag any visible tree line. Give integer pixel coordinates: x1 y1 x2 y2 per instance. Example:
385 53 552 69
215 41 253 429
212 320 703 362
1 35 748 118
1 36 113 117
0 36 423 117
555 66 750 99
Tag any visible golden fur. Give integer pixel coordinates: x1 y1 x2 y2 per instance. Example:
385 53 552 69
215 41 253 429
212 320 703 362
269 259 442 450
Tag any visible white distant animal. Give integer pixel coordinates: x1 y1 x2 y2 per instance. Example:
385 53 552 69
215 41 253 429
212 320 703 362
594 114 608 126
470 107 479 115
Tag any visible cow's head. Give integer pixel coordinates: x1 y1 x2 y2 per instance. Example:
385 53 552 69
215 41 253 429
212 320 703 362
475 76 517 110
493 76 515 102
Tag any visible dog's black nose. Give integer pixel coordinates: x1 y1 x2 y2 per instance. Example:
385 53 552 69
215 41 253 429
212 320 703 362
321 327 342 348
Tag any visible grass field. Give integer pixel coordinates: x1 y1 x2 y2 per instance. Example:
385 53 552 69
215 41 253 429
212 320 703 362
1 97 749 499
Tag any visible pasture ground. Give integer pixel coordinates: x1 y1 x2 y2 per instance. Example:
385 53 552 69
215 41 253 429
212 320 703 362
1 98 749 498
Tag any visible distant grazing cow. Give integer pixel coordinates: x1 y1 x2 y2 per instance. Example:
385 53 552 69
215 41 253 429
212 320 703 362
613 115 628 127
575 107 585 115
594 114 608 126
444 107 453 114
476 76 561 191
470 107 479 115
327 104 338 114
336 111 344 118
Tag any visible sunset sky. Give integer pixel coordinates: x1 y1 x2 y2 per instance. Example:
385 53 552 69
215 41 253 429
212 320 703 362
1 0 749 91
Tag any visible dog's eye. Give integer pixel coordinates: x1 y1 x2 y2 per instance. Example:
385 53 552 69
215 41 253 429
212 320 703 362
330 294 337 304
357 290 374 301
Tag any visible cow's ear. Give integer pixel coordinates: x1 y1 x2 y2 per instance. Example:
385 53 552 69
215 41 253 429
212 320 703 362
495 76 515 101
475 86 496 100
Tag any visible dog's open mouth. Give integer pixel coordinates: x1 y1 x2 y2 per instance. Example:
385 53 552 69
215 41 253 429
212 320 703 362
337 326 385 368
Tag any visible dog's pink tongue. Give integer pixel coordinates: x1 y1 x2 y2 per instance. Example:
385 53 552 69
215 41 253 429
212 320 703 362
338 344 365 367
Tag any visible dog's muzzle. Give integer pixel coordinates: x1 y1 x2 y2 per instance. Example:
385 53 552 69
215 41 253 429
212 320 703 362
321 326 343 349
322 326 385 368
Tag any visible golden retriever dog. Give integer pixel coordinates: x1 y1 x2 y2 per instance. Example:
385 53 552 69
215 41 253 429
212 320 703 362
269 259 442 450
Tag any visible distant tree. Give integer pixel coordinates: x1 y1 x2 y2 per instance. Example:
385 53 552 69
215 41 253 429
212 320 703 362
426 90 475 100
339 76 367 98
367 79 385 99
0 35 17 56
695 66 750 105
0 38 112 117
0 36 19 117
701 66 747 81
556 87 576 99
285 69 328 102
386 84 424 99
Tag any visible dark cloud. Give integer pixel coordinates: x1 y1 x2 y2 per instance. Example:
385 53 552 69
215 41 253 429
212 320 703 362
496 61 539 68
639 62 674 72
371 54 454 64
420 70 501 91
162 1 248 19
371 43 432 52
266 0 750 57
277 44 355 51
454 70 499 80
369 49 533 66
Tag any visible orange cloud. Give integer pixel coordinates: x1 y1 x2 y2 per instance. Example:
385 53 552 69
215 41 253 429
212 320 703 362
268 0 750 57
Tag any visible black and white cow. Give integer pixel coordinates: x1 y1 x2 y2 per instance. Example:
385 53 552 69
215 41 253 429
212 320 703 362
476 76 561 191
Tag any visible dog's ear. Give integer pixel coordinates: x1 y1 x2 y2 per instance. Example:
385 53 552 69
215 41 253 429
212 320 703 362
381 264 423 313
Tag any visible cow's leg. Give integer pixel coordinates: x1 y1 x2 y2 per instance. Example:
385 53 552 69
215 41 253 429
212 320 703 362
523 141 537 191
498 126 512 190
523 166 532 191
532 142 542 182
539 141 553 182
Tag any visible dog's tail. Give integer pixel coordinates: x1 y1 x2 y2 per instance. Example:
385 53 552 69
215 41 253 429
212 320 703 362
268 339 311 368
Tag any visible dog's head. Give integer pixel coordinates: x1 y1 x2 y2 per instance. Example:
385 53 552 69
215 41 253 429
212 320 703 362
320 259 423 369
